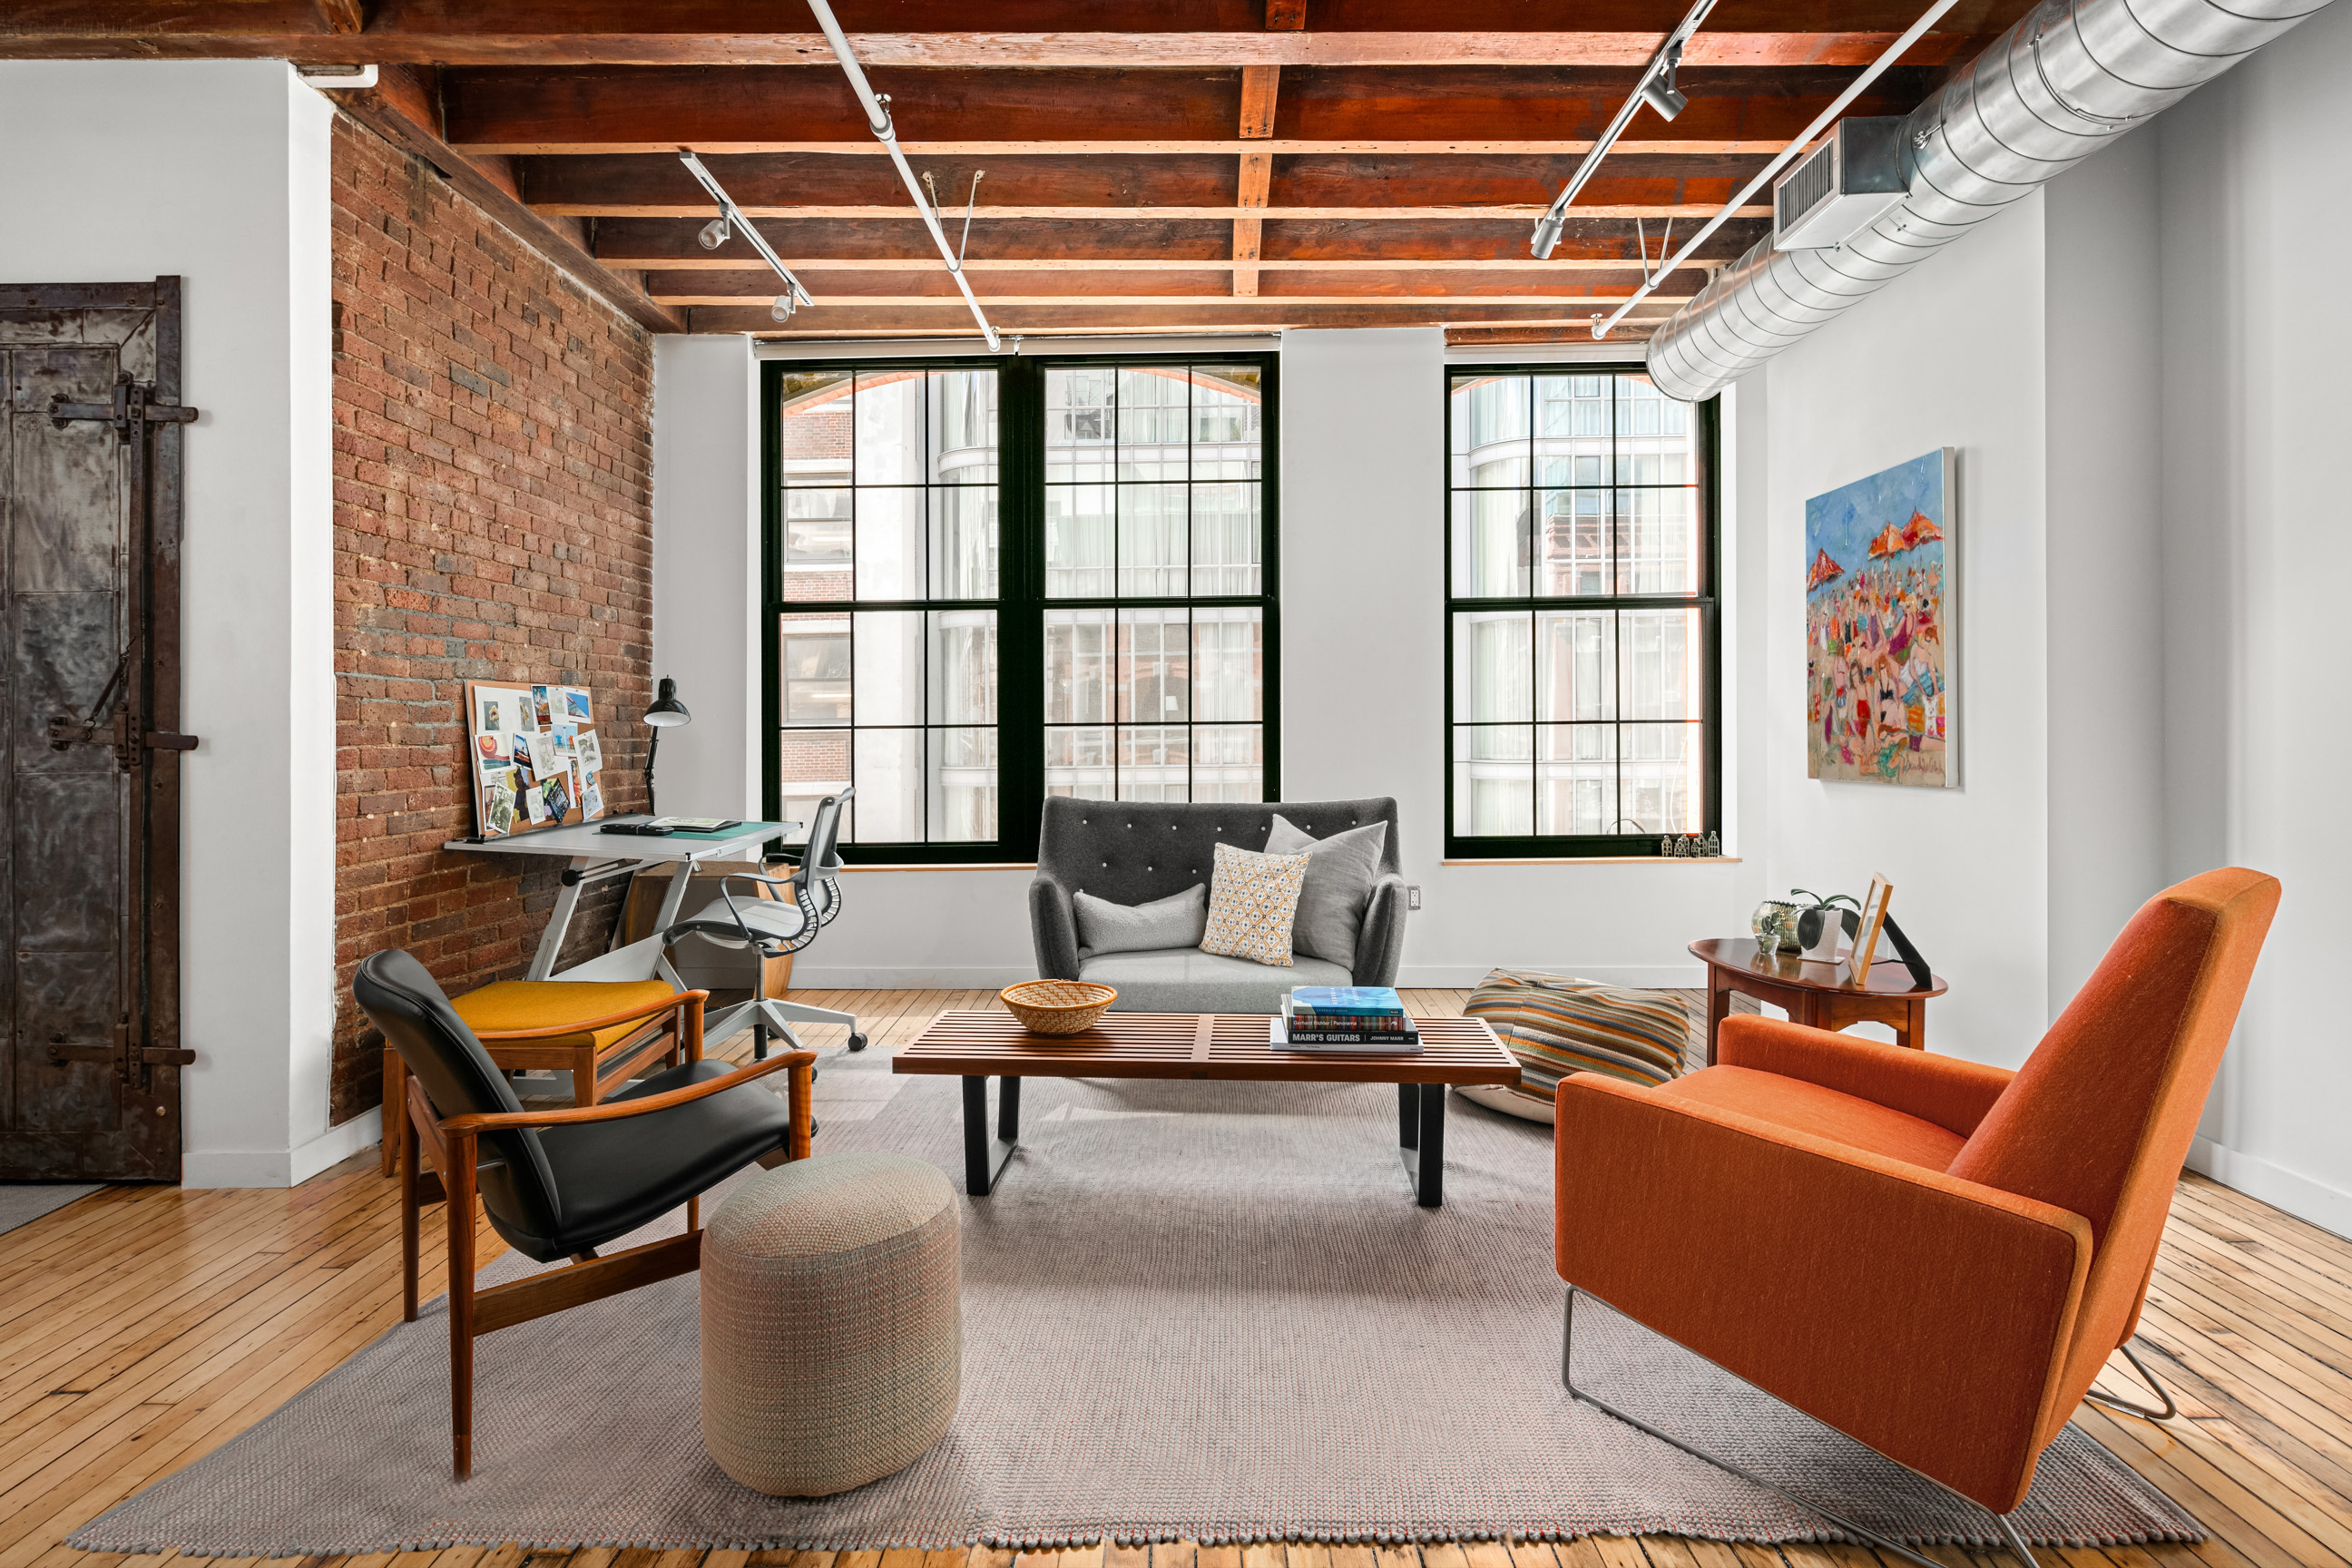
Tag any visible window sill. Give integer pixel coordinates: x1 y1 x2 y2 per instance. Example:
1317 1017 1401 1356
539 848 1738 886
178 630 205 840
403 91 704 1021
1441 856 1742 866
838 861 1039 873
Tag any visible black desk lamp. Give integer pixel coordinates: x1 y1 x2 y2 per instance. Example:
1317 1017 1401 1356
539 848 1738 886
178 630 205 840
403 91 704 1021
642 675 691 815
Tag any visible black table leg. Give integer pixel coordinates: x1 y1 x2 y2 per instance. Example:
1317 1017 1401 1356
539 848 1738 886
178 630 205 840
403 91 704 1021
1396 1083 1446 1208
1000 1074 1021 1142
1398 1083 1418 1149
961 1075 1021 1196
1417 1083 1446 1207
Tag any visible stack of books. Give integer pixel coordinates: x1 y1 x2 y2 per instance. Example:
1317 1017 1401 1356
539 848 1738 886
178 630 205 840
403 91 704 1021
1271 986 1423 1054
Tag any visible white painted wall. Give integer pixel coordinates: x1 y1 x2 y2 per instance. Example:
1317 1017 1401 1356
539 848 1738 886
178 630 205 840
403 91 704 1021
2158 0 2352 1236
1281 328 1764 986
1744 196 2054 1064
650 334 761 819
0 61 343 1185
2044 130 2169 1016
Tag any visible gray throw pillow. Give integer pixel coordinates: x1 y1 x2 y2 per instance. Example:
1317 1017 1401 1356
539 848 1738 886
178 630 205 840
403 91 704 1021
1262 814 1387 968
1074 883 1209 956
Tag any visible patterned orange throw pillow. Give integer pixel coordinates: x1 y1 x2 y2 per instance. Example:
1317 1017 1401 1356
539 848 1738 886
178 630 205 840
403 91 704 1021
1199 841 1311 967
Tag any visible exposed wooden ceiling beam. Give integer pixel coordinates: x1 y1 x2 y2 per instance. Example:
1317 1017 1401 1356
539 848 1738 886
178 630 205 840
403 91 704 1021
647 268 1706 303
439 64 1931 157
1233 64 1281 299
682 300 1682 335
320 65 684 334
589 216 1771 269
522 152 1778 220
0 0 2035 67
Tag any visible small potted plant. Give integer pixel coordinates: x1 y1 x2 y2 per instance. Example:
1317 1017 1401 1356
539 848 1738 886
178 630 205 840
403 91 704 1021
1788 888 1862 961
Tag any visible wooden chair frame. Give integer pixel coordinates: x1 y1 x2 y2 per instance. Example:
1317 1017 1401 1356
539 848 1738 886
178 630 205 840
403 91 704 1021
381 994 687 1177
397 987 815 1479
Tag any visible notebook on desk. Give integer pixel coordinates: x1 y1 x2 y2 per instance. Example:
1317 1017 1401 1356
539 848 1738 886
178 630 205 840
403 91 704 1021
662 819 795 841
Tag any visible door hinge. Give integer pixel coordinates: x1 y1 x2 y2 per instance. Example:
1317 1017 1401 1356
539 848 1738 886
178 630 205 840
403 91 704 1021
48 1044 114 1064
144 733 199 751
140 1047 198 1065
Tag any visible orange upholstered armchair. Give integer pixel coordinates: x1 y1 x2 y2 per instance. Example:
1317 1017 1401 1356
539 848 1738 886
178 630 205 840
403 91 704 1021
1553 867 2279 1565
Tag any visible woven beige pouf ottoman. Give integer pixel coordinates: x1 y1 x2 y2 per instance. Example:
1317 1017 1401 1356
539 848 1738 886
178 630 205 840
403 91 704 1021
701 1151 961 1496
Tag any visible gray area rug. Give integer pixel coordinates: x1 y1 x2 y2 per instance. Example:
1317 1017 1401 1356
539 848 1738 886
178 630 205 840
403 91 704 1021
0 1182 99 1236
73 1072 2200 1553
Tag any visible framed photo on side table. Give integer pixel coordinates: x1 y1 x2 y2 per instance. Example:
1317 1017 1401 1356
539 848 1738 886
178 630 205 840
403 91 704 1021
1847 873 1894 976
464 679 608 838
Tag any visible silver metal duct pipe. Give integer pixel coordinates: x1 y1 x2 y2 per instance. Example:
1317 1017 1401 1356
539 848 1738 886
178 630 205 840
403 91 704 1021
1644 0 2334 402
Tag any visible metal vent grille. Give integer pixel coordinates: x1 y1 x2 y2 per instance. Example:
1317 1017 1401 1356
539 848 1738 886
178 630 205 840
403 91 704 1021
1776 142 1836 235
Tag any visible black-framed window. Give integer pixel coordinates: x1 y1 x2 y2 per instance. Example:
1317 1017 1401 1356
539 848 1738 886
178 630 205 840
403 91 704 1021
1444 367 1720 858
764 354 1279 862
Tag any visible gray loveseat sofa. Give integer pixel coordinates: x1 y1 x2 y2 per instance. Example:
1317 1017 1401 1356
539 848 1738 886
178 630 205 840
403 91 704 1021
1029 796 1406 1013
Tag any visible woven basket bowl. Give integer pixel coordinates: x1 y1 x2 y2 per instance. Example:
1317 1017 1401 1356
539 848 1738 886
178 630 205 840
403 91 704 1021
1000 980 1118 1034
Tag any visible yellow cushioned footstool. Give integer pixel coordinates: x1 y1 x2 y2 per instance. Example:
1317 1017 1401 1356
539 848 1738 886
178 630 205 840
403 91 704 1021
378 977 700 1176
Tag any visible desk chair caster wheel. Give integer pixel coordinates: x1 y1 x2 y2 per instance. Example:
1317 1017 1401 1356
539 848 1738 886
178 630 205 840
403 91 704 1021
848 1032 868 1053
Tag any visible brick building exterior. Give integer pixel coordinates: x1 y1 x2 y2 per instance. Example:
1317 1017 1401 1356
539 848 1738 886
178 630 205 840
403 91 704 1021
328 115 656 1124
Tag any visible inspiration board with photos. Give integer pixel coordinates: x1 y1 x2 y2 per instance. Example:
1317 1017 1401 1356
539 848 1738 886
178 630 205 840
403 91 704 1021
464 680 609 838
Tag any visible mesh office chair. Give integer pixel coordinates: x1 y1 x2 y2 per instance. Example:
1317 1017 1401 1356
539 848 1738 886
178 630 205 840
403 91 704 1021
661 789 867 1061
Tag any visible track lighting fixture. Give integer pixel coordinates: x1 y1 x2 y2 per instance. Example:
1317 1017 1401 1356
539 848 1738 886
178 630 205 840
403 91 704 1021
678 151 815 320
1639 41 1689 122
1528 0 1716 260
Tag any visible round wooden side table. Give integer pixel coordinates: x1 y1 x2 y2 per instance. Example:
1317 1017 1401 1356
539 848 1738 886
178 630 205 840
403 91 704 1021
1688 937 1949 1065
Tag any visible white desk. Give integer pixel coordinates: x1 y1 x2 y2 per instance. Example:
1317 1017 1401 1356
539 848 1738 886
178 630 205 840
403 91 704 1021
441 818 799 984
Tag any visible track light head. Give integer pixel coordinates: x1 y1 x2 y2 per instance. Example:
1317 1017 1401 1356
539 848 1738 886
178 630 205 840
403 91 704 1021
1531 209 1566 261
770 294 797 322
698 217 731 250
1640 41 1688 122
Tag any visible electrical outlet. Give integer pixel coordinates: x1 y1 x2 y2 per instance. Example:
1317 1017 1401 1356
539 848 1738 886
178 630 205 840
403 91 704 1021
1407 884 1423 911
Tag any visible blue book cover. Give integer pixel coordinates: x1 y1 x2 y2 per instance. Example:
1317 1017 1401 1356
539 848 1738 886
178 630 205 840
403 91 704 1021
1291 985 1404 1015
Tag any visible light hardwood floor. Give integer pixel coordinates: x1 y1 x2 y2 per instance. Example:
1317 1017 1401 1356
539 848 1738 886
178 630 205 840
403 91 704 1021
4 990 2347 1568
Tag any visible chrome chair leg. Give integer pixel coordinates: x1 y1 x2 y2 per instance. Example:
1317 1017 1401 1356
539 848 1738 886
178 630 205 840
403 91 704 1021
2082 1340 2180 1421
1560 1289 2043 1568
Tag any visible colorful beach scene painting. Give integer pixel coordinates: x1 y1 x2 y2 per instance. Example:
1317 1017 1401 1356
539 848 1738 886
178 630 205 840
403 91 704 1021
1806 448 1955 787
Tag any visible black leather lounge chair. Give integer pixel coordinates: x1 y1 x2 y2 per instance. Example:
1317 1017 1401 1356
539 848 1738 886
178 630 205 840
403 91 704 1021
355 948 813 1479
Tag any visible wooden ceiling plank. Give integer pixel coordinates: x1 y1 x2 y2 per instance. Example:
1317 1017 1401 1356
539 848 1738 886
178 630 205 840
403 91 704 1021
648 268 1702 303
585 216 1766 268
520 151 1779 219
436 64 1932 157
681 299 1684 333
0 0 2034 66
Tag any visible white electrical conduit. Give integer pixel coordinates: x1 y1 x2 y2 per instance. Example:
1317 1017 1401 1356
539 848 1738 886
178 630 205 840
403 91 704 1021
807 0 1003 350
1530 0 1718 260
1590 0 1965 338
679 151 816 318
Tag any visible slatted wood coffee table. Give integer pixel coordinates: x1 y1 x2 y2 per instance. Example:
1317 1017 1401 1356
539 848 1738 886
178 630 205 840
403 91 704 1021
894 1010 1518 1208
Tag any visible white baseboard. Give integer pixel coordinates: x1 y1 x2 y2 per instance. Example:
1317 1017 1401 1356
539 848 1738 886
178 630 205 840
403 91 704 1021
181 1107 383 1190
2187 1137 2352 1241
294 1108 381 1184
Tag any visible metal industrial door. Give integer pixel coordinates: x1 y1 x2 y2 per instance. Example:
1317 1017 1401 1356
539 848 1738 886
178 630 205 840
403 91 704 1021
1 278 196 1181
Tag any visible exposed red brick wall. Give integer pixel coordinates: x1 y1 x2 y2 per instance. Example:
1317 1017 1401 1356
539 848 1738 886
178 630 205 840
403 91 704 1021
329 115 656 1125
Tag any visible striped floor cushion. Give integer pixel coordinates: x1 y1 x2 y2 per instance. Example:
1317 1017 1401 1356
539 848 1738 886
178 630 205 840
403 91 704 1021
1455 969 1689 1124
